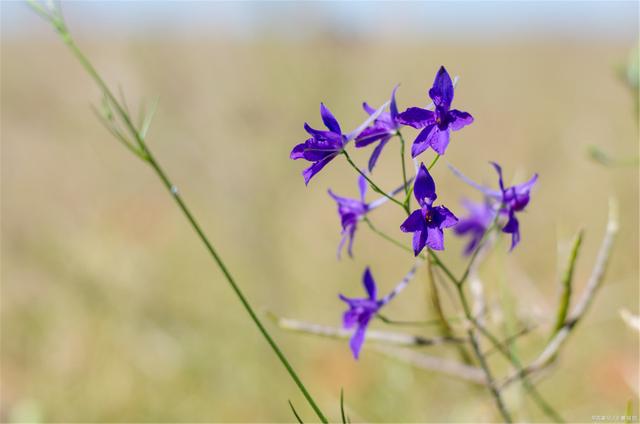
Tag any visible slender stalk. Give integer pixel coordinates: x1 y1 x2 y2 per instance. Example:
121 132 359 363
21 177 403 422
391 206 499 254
397 130 410 199
30 7 328 422
427 259 474 364
362 217 416 255
343 150 409 213
458 213 501 286
454 283 513 422
428 154 441 170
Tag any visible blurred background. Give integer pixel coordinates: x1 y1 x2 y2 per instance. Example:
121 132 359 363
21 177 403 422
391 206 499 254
2 1 638 422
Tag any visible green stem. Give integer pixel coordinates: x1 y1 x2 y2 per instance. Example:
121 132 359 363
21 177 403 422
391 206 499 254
343 150 409 214
362 217 417 256
397 131 410 199
454 284 512 422
33 9 328 423
458 213 501 286
428 154 441 170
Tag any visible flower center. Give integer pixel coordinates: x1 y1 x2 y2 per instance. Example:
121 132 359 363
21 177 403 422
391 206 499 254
424 210 434 224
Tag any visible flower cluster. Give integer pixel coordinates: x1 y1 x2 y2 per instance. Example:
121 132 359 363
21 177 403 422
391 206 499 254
291 66 538 359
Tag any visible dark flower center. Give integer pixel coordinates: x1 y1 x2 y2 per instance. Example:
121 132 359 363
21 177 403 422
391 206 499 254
424 210 434 224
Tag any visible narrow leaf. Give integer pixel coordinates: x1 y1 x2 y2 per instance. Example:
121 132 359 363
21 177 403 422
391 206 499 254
551 230 583 337
139 96 159 140
340 388 347 424
288 400 304 424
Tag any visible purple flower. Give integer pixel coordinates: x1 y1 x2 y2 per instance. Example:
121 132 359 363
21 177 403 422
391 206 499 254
339 267 383 359
449 162 538 250
454 199 496 255
397 66 473 157
355 85 401 171
400 163 458 255
328 176 409 259
490 162 537 250
291 102 389 185
290 103 347 185
340 264 419 359
328 176 369 259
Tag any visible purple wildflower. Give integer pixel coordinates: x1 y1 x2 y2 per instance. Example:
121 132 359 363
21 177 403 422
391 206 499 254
329 176 410 259
339 268 382 359
291 102 388 185
290 103 347 185
355 85 401 171
328 176 369 259
449 162 538 250
339 265 418 359
490 162 537 250
397 66 473 157
400 163 458 255
454 199 496 255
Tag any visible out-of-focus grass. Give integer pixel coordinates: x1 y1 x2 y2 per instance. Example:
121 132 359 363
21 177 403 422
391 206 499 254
1 33 638 422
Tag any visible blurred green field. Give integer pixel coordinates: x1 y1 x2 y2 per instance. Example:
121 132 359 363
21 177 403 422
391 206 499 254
2 27 638 423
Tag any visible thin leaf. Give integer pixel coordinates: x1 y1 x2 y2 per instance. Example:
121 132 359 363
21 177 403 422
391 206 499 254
288 400 304 424
90 104 144 160
340 388 347 424
139 96 159 140
551 230 583 337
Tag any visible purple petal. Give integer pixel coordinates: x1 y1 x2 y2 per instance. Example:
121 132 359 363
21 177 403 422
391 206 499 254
362 102 376 115
433 205 458 228
362 267 377 300
340 304 359 329
502 210 520 250
412 229 428 256
429 128 450 155
414 163 437 207
346 225 357 257
397 107 435 129
355 125 390 147
449 109 474 131
290 143 306 160
490 162 506 192
390 84 400 121
346 100 390 141
350 322 369 359
411 124 437 158
429 66 454 110
514 173 538 195
358 175 368 203
367 136 391 172
336 231 348 259
425 226 445 250
401 209 425 233
448 164 502 198
327 189 363 211
320 103 341 134
302 154 336 185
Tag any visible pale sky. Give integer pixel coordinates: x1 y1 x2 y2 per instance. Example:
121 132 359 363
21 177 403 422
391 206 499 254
2 1 638 42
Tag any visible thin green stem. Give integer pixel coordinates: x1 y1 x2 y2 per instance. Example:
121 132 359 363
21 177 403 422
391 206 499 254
458 213 501 286
428 251 459 285
31 8 328 422
450 279 512 422
362 216 418 256
343 150 409 214
397 131 410 199
428 154 441 170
